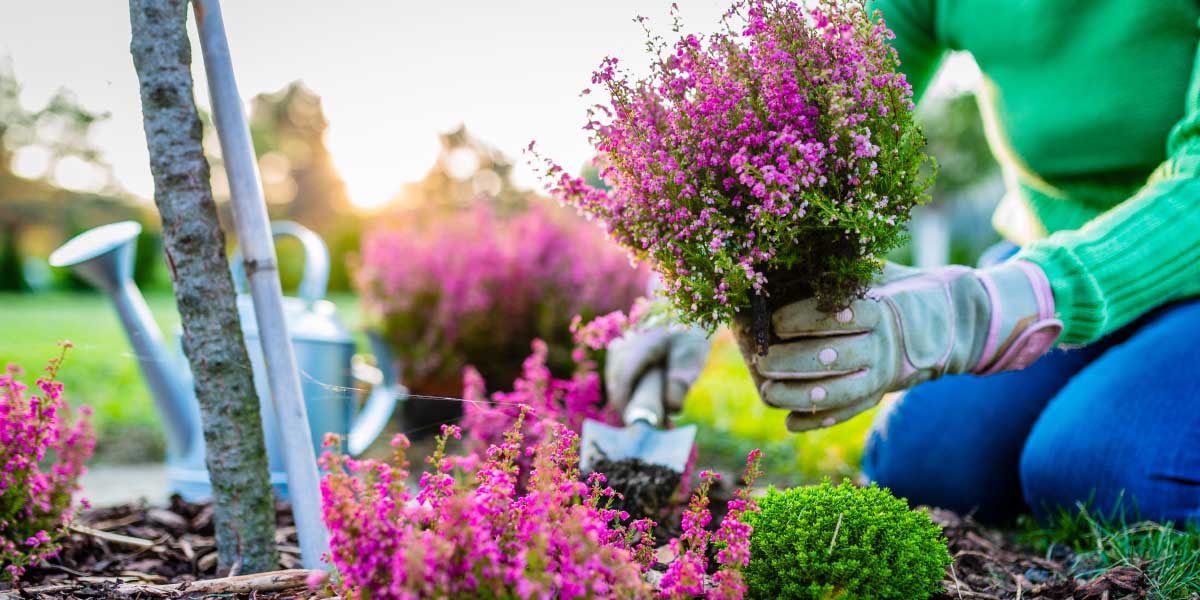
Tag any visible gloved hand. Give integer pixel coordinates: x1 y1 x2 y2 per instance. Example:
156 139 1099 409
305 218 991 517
752 260 1062 432
605 324 712 416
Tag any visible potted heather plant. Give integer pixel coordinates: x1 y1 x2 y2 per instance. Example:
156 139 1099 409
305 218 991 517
540 0 932 358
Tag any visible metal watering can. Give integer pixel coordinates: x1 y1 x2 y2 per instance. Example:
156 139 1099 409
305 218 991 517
50 220 404 500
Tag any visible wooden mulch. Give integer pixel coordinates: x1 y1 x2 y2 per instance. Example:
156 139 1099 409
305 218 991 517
3 497 320 599
929 508 1149 600
3 499 1152 599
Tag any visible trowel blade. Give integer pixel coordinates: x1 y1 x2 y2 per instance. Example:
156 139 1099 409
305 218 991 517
579 419 697 474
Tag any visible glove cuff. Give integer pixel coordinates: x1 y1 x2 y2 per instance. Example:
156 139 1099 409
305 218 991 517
971 260 1063 375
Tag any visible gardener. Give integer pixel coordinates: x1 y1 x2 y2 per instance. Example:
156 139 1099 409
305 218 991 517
609 0 1200 523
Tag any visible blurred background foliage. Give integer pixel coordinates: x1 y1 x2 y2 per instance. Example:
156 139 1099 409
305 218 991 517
1 50 1007 477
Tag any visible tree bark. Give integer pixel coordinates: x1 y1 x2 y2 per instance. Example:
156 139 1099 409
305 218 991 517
127 0 278 573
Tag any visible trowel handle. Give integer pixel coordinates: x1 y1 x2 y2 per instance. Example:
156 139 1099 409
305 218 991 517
623 367 666 427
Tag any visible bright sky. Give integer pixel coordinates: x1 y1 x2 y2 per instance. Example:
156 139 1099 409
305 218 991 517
1 1 980 209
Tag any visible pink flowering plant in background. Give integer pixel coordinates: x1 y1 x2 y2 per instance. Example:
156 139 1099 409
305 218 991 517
1 345 95 580
319 407 764 599
355 200 648 394
539 0 932 345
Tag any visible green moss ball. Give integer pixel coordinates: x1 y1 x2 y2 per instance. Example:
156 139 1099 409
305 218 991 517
743 479 951 599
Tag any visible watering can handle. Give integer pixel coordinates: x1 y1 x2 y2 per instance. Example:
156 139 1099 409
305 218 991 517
347 331 407 456
230 221 329 304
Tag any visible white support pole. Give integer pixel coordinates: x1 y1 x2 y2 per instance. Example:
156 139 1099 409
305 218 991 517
191 0 329 569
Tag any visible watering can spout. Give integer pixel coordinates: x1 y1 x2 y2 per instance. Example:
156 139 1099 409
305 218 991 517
53 220 403 499
50 221 198 457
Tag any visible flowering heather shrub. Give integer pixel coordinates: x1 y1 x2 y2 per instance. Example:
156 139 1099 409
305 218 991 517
540 0 932 336
320 409 764 599
355 200 648 393
660 450 763 600
1 346 95 580
320 413 651 599
743 479 950 599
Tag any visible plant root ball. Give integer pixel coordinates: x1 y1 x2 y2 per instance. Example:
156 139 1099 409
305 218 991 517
743 478 951 600
590 457 683 524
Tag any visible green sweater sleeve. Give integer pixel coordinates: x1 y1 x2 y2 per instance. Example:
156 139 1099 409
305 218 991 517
1017 40 1200 344
867 0 946 103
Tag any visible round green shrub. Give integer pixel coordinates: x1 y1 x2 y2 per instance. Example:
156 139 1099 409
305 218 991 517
743 479 951 599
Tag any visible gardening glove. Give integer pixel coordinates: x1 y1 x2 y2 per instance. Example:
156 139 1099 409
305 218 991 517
606 323 711 416
754 260 1062 432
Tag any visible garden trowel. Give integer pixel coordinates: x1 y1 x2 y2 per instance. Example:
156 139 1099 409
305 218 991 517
580 368 697 473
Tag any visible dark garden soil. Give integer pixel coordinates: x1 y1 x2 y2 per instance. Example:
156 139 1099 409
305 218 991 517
591 457 686 524
4 496 1152 599
590 457 736 544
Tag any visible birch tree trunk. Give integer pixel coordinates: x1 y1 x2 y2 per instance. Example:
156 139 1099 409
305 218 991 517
128 0 278 574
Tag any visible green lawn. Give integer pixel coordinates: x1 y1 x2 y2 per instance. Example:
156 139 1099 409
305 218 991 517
0 290 363 462
0 291 177 462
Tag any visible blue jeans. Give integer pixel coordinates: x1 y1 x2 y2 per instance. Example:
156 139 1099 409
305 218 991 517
862 249 1200 524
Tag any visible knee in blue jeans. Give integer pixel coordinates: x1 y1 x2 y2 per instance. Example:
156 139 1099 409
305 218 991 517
1018 436 1071 521
1020 426 1138 522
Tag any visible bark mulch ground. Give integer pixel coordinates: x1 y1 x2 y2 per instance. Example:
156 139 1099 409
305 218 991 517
928 508 1150 600
3 498 1153 599
2 497 319 599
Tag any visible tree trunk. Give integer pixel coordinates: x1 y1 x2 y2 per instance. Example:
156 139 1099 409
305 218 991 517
127 0 278 574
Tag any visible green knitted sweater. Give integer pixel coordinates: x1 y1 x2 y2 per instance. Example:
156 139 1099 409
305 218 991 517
870 0 1200 344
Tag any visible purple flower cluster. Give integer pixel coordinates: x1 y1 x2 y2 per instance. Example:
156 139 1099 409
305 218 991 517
356 200 649 393
539 0 931 329
569 297 651 352
320 414 651 599
1 346 94 580
319 412 763 599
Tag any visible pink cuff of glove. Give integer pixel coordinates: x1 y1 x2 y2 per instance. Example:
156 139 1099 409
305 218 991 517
972 260 1063 375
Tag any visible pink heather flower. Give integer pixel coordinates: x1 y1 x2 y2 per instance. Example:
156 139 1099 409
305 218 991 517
538 0 931 330
321 405 764 598
319 413 653 599
355 199 649 394
709 449 765 600
1 345 95 580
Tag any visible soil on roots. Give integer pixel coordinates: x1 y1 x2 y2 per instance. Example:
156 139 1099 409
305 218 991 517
589 457 736 559
590 457 683 526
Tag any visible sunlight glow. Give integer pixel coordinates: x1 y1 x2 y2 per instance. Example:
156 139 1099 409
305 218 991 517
2 2 983 211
